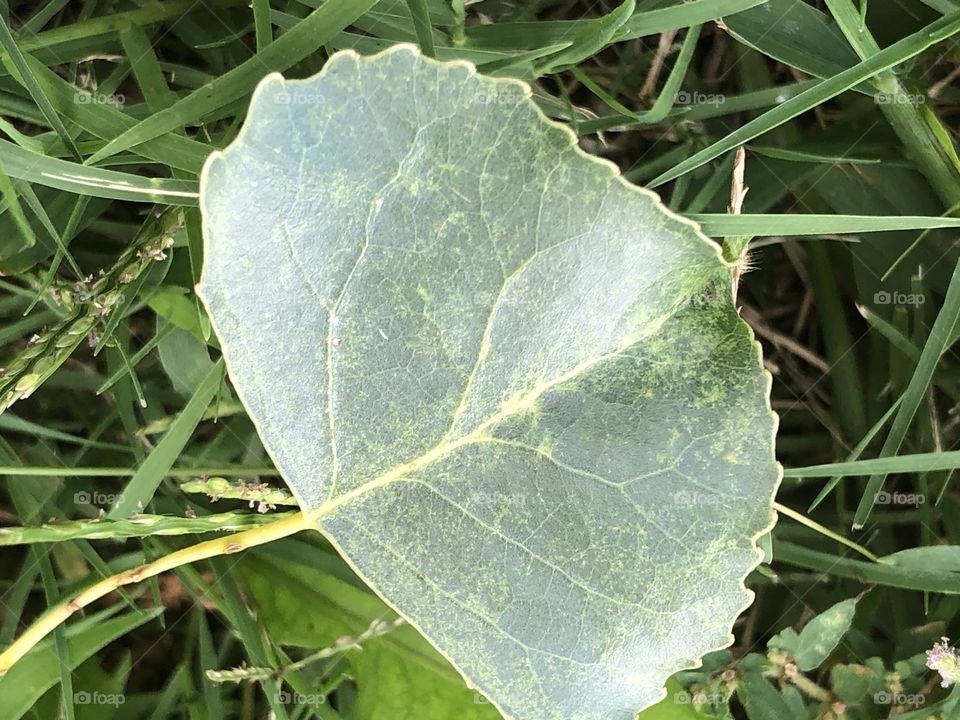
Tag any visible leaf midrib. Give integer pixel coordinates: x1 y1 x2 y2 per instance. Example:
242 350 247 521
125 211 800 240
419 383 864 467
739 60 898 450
307 292 700 522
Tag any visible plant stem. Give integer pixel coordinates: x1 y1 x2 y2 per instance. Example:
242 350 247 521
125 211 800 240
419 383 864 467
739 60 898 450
784 665 832 702
206 616 405 684
179 477 297 507
824 0 960 209
0 466 281 477
0 511 311 675
773 501 880 563
0 511 295 545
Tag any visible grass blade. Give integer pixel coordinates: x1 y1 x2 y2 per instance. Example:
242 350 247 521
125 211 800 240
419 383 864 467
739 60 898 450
107 358 224 519
851 257 960 528
689 213 960 236
650 11 960 187
785 449 960 478
0 139 198 203
405 0 436 57
824 0 960 207
0 14 80 160
86 0 380 165
775 541 960 593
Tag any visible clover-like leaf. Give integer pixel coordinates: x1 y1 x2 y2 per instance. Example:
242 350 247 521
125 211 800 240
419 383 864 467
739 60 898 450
198 45 779 720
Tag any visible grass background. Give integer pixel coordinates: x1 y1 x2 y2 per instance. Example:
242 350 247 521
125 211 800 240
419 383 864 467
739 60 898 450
0 0 960 718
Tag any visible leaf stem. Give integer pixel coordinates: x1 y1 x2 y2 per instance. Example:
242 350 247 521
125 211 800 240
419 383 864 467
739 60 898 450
782 664 832 702
0 511 311 675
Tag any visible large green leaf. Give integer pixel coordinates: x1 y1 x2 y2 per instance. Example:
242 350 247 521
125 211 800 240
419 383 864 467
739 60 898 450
0 608 160 720
236 550 502 718
198 45 779 720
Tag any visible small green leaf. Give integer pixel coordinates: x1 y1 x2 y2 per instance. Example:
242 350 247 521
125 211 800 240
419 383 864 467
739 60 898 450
793 599 857 671
767 627 800 655
635 677 714 719
637 677 714 720
830 663 877 705
737 671 795 720
156 325 215 398
147 287 210 343
237 552 499 719
199 45 779 720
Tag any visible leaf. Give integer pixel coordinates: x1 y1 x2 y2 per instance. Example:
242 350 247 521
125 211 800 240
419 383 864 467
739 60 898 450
236 550 501 719
829 663 877 705
66 654 131 720
767 628 800 655
791 599 857 671
780 686 808 720
107 358 225 519
737 672 796 720
775 540 960 593
198 45 779 720
648 11 960 187
723 0 861 83
0 159 36 260
634 678 715 719
147 287 210 343
156 324 216 398
463 0 766 48
0 609 160 720
0 139 198 204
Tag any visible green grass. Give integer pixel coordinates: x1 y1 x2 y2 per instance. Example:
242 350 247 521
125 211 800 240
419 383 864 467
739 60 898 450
1 1 960 718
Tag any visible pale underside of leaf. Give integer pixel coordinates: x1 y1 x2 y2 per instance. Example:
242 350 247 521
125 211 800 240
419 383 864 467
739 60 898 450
198 45 780 720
